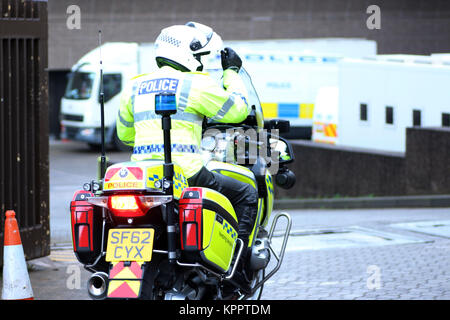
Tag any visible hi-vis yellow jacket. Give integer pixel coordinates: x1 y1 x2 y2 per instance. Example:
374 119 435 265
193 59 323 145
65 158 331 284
117 66 250 178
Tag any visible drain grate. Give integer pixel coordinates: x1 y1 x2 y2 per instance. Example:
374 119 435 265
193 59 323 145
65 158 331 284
391 220 450 238
271 226 426 252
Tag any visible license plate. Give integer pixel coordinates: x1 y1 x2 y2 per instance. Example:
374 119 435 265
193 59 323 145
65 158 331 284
106 228 155 262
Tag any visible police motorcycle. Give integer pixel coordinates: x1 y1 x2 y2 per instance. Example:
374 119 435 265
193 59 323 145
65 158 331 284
70 67 296 300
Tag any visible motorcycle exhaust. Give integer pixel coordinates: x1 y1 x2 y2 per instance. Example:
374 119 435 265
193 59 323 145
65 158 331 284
87 272 108 300
164 291 188 300
244 212 292 299
249 238 270 271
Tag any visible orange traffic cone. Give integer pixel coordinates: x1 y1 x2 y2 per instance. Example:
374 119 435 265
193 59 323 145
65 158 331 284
2 210 34 300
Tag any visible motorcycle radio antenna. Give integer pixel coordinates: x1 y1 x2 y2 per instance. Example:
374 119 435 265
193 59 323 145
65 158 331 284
98 29 107 180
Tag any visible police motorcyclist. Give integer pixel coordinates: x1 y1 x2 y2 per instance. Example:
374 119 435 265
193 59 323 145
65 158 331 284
116 22 258 292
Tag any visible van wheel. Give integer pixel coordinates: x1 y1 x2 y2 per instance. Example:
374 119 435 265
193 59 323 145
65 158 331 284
87 143 101 151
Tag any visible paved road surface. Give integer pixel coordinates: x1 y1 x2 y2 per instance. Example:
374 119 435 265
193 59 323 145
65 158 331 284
17 139 449 300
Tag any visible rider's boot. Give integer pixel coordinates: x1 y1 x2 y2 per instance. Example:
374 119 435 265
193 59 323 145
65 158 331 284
232 240 252 294
233 202 258 294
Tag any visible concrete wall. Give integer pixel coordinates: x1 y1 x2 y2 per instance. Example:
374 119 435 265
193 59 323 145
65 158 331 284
276 127 450 199
48 0 450 70
405 127 450 195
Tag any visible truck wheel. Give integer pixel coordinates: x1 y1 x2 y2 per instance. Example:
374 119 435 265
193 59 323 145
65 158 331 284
87 143 101 151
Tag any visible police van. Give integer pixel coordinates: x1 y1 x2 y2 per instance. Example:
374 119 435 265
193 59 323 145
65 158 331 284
60 39 376 149
312 54 450 152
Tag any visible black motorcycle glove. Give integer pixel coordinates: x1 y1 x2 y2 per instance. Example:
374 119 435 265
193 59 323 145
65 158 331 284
221 47 242 73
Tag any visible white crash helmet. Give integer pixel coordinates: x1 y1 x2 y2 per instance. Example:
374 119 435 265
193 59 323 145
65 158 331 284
154 22 223 72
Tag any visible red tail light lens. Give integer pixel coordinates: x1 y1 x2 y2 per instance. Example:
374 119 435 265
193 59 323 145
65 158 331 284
77 225 90 248
108 195 145 217
110 195 139 210
87 195 173 218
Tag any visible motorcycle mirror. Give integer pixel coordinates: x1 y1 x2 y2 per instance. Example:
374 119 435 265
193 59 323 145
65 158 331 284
269 137 294 165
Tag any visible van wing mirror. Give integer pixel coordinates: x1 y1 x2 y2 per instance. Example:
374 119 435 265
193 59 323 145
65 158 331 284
264 119 290 134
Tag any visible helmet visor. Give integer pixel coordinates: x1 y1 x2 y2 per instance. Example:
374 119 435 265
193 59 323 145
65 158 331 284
186 21 214 52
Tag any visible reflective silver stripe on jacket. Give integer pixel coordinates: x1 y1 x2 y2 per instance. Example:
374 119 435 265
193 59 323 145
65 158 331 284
212 96 235 120
121 140 134 145
118 111 134 128
134 110 203 124
131 81 139 115
178 74 193 112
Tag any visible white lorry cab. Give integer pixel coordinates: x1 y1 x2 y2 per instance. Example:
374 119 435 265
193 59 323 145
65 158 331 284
60 38 376 148
60 42 156 150
312 54 450 153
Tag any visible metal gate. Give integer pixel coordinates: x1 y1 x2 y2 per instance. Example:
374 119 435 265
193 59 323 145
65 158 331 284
0 0 49 265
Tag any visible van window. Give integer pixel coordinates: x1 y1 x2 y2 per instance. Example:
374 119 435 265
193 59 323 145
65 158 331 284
443 113 450 127
208 67 264 129
64 72 95 99
360 103 368 121
385 106 394 125
413 109 421 126
102 73 122 103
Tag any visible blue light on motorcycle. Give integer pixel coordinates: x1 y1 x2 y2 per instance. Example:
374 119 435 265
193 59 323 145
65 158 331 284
155 92 177 115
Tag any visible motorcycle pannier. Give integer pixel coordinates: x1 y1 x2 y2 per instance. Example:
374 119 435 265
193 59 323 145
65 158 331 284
179 187 238 273
70 190 102 264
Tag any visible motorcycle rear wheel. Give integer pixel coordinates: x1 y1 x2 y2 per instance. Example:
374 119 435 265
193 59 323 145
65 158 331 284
246 269 264 300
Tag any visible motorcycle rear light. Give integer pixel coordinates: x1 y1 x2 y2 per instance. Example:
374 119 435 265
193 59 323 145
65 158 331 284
87 195 172 217
108 195 145 217
138 195 172 208
110 195 139 210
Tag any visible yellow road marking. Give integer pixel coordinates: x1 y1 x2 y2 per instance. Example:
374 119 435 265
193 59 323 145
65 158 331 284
50 250 77 262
